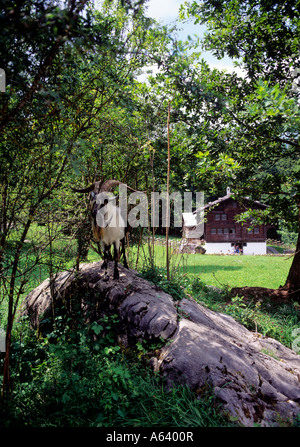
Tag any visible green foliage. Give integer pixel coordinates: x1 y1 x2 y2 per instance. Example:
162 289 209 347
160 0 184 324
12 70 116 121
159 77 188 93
178 0 300 225
0 0 175 394
225 296 300 347
1 251 299 427
247 80 300 122
2 0 300 427
139 265 188 301
278 229 298 247
0 310 231 427
176 0 300 297
182 0 300 83
195 151 240 179
188 276 230 311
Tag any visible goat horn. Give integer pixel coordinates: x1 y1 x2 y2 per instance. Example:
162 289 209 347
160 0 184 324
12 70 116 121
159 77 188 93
100 180 123 192
71 184 95 193
100 179 143 193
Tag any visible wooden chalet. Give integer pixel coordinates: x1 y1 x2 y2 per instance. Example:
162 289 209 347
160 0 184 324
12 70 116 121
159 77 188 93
182 187 270 255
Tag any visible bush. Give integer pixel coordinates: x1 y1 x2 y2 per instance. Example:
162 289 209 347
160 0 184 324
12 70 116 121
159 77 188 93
139 265 188 301
278 230 298 247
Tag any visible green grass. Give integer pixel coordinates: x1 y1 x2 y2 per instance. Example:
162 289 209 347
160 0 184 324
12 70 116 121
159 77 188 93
2 226 293 298
181 253 292 289
0 230 293 330
128 243 293 290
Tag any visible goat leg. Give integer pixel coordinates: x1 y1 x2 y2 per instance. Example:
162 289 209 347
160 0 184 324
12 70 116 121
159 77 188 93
101 244 110 280
113 242 119 280
121 237 129 269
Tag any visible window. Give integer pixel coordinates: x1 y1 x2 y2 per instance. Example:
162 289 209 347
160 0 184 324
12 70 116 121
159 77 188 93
254 227 260 234
217 228 223 234
233 202 237 208
224 228 229 234
211 228 216 234
221 214 227 221
230 228 235 234
247 228 253 234
215 214 220 221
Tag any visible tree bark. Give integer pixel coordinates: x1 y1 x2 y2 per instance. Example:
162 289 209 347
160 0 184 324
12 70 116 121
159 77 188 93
283 199 300 299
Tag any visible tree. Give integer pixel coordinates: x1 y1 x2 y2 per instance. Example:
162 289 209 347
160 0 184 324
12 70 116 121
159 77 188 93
0 0 170 395
176 0 300 300
0 0 95 395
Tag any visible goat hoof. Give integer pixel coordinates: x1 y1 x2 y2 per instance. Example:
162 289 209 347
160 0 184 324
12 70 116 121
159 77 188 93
101 262 107 270
103 274 109 282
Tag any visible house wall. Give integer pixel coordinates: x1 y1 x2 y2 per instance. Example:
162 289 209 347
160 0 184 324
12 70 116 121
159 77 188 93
204 242 267 255
204 242 233 255
243 242 267 255
205 198 268 244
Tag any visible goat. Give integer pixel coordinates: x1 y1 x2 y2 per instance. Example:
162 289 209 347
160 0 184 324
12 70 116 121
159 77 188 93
72 179 130 280
95 191 128 279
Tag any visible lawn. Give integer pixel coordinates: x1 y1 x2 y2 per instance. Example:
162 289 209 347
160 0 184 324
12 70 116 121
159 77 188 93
179 253 292 289
126 243 293 290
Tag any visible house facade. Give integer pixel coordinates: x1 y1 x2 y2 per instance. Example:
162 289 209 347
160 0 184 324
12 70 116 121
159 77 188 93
182 188 270 255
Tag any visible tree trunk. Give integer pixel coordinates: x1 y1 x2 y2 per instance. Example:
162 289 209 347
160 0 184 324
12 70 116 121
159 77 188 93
231 198 300 302
283 199 300 299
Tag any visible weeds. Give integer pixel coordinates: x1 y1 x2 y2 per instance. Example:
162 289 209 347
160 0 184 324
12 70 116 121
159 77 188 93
189 277 300 351
0 310 232 427
139 266 188 301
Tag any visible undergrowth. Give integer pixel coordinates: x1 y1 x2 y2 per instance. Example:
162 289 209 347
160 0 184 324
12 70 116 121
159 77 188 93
0 307 231 428
1 264 300 428
189 277 300 351
139 265 188 301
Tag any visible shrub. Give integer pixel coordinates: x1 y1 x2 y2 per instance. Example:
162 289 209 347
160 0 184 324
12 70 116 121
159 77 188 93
139 265 188 301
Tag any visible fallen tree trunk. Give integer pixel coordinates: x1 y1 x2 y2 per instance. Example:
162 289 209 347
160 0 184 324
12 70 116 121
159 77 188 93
22 261 300 427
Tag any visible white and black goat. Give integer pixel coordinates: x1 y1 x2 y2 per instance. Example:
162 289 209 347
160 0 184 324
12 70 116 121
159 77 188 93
73 179 129 280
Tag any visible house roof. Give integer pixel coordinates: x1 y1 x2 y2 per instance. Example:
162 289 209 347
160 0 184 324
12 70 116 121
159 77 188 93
193 187 267 215
182 187 267 228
